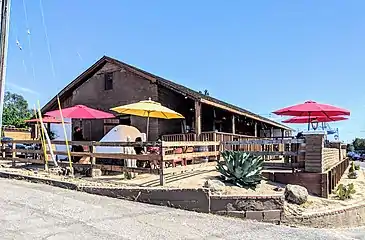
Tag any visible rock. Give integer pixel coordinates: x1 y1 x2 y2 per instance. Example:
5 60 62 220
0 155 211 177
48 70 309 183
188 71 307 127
204 179 225 191
87 169 102 178
284 184 308 205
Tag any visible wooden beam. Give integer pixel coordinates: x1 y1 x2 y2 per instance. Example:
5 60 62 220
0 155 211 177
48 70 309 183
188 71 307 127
163 151 219 161
200 98 292 130
224 139 304 145
232 115 235 134
162 141 219 147
194 100 202 135
4 148 162 161
0 157 44 164
241 151 299 156
254 122 258 137
3 140 162 147
163 161 216 174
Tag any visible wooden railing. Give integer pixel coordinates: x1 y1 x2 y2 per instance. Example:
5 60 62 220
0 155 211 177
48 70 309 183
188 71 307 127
0 139 163 174
222 138 305 171
0 139 220 186
325 158 350 197
161 133 196 141
162 131 292 160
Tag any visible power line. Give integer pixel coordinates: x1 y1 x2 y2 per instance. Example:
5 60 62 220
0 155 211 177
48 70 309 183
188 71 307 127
22 0 36 83
39 0 56 80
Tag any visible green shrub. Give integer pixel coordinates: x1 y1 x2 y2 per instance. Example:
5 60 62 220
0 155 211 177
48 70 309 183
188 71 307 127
335 183 356 200
349 162 355 173
348 171 358 179
216 151 264 188
355 164 361 170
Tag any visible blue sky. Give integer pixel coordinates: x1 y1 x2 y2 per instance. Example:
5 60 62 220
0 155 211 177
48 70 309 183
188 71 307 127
5 0 365 142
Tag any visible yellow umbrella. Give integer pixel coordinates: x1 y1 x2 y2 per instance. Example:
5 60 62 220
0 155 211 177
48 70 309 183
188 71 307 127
110 98 184 140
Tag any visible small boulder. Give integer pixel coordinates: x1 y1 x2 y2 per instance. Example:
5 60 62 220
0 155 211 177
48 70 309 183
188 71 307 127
284 184 308 205
204 179 225 191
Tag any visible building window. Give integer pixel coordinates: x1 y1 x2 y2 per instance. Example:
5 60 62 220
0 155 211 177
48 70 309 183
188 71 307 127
104 72 113 90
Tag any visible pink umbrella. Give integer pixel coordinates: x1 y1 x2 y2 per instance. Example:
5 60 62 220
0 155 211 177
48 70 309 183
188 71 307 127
25 116 70 124
45 105 114 119
273 100 350 117
282 116 348 124
273 100 350 130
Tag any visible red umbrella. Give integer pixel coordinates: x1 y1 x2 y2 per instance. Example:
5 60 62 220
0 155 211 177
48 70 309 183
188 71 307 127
282 116 348 124
45 105 115 119
25 116 70 124
273 100 350 130
273 100 350 117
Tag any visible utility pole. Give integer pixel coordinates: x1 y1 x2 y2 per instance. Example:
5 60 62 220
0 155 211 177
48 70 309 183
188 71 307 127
0 0 10 134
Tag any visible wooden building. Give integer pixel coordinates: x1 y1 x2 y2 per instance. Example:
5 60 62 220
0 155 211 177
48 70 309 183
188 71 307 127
42 56 292 141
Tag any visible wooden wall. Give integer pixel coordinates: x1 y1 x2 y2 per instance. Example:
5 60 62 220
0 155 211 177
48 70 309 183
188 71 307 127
264 172 326 197
323 148 340 171
3 129 31 140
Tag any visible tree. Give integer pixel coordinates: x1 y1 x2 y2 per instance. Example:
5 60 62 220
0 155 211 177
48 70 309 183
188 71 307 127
347 144 355 152
352 138 365 151
3 91 32 128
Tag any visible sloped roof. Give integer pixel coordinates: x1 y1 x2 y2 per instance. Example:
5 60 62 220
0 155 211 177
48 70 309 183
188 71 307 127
42 56 292 130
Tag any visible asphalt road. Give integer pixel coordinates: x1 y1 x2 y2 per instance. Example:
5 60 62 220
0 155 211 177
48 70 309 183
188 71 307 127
0 179 364 240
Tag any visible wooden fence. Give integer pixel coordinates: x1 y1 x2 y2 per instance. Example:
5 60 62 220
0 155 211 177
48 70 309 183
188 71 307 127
0 137 304 179
326 158 350 197
0 139 221 186
162 131 290 160
0 137 350 198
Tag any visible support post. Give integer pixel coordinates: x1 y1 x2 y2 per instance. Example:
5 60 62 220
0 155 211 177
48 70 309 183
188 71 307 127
254 122 258 137
231 115 235 134
194 100 202 137
159 142 165 186
91 143 96 165
1 141 5 158
213 131 218 160
304 134 325 173
89 142 101 177
11 142 15 167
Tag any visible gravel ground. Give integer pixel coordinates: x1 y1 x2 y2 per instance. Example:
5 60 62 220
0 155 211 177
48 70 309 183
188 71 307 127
0 178 363 240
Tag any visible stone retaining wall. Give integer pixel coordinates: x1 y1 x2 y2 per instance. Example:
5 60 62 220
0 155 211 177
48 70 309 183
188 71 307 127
210 195 284 223
0 171 284 223
284 201 365 228
5 170 365 228
81 187 211 213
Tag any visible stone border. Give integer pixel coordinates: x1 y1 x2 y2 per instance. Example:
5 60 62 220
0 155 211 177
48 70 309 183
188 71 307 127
210 195 284 223
0 170 283 222
284 201 365 228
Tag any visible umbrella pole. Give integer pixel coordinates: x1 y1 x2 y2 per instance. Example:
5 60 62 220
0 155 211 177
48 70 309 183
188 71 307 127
307 112 311 131
146 112 150 141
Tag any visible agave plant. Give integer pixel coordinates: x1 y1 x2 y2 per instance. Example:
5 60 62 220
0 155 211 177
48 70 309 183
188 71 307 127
216 151 264 188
